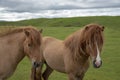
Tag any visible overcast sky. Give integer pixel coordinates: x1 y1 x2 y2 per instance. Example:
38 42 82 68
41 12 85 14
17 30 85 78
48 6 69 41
0 0 120 21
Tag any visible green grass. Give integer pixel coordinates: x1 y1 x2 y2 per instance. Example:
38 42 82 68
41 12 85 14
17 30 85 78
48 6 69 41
0 16 119 80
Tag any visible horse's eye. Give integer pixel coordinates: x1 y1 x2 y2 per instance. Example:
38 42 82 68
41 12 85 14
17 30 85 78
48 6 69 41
28 44 32 47
87 42 89 45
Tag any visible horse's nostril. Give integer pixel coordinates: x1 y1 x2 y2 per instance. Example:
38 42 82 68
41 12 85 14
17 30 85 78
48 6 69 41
93 60 102 68
33 62 40 68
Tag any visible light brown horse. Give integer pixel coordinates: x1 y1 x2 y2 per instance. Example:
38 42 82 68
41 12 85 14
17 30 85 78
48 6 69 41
0 27 43 80
34 24 105 80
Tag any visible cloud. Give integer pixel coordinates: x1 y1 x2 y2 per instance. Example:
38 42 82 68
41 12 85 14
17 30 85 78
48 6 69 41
0 0 120 12
0 0 120 21
1 8 120 21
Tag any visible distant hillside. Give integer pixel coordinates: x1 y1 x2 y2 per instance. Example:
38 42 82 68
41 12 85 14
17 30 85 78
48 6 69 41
0 16 120 29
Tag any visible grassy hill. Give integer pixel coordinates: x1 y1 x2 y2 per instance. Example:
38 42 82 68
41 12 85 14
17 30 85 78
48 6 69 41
0 16 120 30
0 16 120 80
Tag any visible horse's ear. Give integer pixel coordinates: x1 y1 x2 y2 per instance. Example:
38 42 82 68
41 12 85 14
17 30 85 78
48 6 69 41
39 29 43 33
85 26 89 30
101 26 104 31
24 30 30 36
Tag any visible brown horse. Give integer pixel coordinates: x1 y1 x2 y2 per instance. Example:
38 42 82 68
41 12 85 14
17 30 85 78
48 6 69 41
0 27 43 80
34 24 105 80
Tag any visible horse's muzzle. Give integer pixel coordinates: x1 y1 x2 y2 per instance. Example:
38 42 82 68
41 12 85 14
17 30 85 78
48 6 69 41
33 62 42 68
93 60 102 68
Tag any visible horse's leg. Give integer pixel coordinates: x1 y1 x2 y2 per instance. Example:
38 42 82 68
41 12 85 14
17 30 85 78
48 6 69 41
75 74 84 80
31 63 43 80
35 66 43 80
68 73 76 80
68 73 85 80
0 78 4 80
42 64 53 80
78 73 85 80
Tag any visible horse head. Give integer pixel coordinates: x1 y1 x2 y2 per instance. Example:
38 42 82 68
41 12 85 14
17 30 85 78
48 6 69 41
83 24 104 68
23 28 43 68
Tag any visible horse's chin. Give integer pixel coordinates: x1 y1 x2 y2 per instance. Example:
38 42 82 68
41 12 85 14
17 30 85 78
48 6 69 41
93 60 102 68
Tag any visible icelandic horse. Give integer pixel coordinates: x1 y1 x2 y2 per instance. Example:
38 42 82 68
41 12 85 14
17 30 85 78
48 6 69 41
0 27 43 80
34 24 104 80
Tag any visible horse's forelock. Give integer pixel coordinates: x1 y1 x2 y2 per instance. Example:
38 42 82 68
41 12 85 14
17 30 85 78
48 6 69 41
84 24 104 52
27 28 41 46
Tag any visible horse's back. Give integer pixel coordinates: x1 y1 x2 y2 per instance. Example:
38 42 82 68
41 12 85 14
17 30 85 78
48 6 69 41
43 36 64 52
43 36 61 44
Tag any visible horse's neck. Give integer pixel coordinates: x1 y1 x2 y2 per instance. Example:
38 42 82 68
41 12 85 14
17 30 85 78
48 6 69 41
13 32 26 63
1 32 25 65
64 29 89 62
64 29 82 53
64 30 80 47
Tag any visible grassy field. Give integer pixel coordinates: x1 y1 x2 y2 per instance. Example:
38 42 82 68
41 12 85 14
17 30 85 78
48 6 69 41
0 16 120 80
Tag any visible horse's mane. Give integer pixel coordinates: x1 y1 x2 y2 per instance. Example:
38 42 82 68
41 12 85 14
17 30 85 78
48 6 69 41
0 26 35 37
64 23 104 61
0 26 41 45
